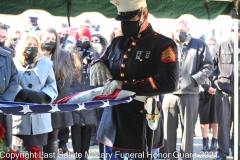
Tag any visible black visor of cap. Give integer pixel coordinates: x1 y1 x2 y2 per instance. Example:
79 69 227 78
115 9 141 21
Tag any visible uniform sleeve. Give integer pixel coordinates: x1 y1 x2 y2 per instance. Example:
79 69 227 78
201 83 210 92
192 43 214 85
1 59 19 101
121 45 179 96
41 68 58 102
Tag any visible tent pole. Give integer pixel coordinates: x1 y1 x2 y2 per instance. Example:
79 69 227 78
232 14 239 160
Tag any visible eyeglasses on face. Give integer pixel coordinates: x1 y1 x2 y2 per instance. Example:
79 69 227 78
0 36 7 40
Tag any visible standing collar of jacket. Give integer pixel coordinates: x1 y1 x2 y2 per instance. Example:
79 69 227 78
131 24 153 41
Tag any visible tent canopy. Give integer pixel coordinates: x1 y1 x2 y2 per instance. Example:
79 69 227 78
0 0 237 19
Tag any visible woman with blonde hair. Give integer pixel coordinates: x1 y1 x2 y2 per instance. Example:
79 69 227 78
12 33 58 155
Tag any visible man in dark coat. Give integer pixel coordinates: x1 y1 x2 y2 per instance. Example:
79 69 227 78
90 0 179 159
162 19 213 160
0 22 19 147
211 23 240 160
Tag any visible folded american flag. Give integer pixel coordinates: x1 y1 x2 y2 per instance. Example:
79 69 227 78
0 87 135 115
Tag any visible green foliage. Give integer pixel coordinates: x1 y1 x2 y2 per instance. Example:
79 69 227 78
0 139 9 160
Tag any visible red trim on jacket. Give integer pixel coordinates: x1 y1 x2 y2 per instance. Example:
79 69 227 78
147 77 157 89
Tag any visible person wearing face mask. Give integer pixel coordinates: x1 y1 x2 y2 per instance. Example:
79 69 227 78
75 27 94 78
89 33 108 158
0 22 19 148
4 30 22 57
12 33 58 155
210 22 240 160
0 24 14 58
161 19 214 160
39 27 73 159
66 27 98 160
90 33 108 60
207 36 217 53
29 17 41 34
55 22 72 153
89 0 179 159
75 19 92 41
56 23 68 48
197 36 218 153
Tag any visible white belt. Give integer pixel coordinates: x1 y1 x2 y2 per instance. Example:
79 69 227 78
134 96 148 102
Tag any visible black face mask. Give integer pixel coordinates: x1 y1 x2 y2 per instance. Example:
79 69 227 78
175 32 188 43
23 47 38 64
41 41 56 51
121 20 141 37
59 36 65 44
0 41 5 47
76 40 90 49
13 38 19 41
11 40 19 48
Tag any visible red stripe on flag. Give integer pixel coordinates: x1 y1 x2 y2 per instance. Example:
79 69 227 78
53 89 122 104
93 89 121 100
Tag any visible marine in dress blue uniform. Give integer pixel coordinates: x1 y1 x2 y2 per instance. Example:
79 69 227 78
90 0 179 159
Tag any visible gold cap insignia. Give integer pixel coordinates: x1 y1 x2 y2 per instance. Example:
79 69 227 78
116 0 120 6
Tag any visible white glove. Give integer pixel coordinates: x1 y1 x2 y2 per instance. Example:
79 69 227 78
101 80 122 95
90 62 112 86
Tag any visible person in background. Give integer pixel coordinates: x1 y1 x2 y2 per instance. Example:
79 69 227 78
29 17 41 33
211 23 240 160
207 36 217 52
162 19 213 160
0 22 19 148
198 36 218 152
0 24 14 57
12 33 58 155
75 19 92 42
4 29 22 57
108 24 123 44
91 24 100 33
67 27 97 160
90 33 108 60
56 23 68 48
89 33 108 160
199 34 205 42
39 27 73 159
56 23 72 153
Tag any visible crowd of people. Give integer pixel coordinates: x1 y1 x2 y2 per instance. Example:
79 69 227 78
0 0 239 160
0 15 116 160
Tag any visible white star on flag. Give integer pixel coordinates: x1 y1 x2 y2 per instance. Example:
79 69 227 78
75 103 86 111
99 100 110 108
0 110 2 113
49 104 60 113
125 97 133 103
19 105 33 114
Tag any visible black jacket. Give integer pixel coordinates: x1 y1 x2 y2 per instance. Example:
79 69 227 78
96 24 179 149
211 38 240 95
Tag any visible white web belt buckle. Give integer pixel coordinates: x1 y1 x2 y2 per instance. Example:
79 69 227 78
144 96 161 130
